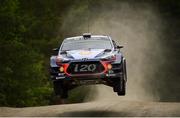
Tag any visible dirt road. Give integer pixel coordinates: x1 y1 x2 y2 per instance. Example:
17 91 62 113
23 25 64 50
1 85 180 117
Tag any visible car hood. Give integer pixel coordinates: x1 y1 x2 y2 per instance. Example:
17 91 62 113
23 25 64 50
64 49 109 59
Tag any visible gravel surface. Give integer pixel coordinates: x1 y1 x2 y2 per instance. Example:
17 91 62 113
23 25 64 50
1 85 180 117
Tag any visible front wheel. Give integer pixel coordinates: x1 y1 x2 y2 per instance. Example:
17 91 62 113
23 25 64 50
53 81 68 99
113 78 126 96
117 78 126 95
113 58 127 95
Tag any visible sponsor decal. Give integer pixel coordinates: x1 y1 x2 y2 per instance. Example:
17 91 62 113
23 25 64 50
79 51 92 55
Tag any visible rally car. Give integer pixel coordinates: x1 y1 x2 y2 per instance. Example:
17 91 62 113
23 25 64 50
50 33 127 98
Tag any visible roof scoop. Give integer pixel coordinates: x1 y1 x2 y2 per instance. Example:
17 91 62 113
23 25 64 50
83 33 91 39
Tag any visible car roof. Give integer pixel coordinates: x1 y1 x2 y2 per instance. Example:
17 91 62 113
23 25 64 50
64 35 110 41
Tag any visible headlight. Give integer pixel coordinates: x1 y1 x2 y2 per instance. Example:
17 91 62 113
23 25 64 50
66 53 74 59
101 55 116 61
56 56 63 65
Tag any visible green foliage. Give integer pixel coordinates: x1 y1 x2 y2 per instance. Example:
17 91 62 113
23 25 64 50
0 41 51 107
0 0 72 107
0 0 78 107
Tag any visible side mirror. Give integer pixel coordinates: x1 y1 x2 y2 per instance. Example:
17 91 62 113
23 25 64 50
117 45 123 49
52 48 59 51
52 48 59 55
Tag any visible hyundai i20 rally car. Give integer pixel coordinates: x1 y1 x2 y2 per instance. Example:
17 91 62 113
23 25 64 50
50 33 127 98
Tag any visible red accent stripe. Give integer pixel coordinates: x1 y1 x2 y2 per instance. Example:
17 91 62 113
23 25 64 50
63 61 110 77
100 61 109 73
63 64 70 76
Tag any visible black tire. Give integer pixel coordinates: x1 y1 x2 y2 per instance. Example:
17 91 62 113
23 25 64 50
113 81 118 92
113 58 127 95
123 59 127 82
113 86 117 92
53 81 68 99
113 77 126 96
117 78 126 96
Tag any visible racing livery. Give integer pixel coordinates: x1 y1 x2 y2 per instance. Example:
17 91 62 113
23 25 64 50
50 33 127 98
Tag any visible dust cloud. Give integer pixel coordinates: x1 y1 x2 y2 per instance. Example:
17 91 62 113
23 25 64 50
60 1 166 101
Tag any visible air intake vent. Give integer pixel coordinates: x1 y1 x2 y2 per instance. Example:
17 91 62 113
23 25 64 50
67 61 104 75
83 33 91 39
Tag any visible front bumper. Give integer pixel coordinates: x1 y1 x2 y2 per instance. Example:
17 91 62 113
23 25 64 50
50 59 123 81
51 70 122 81
51 73 121 80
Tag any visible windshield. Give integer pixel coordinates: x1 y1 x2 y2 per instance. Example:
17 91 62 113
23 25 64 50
61 38 112 51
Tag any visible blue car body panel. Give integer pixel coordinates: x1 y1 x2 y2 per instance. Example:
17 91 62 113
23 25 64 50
50 34 126 82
